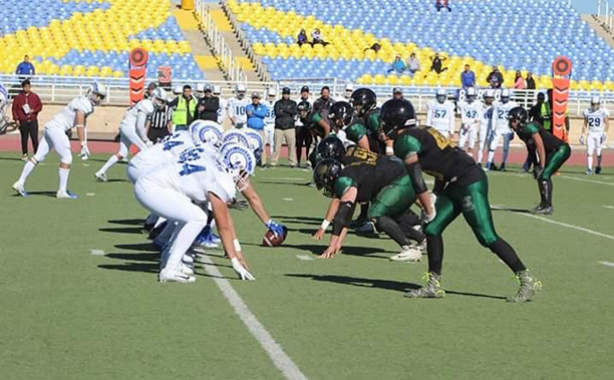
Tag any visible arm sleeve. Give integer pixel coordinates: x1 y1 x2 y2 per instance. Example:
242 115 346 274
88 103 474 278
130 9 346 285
255 105 268 118
228 100 236 118
406 161 428 194
425 105 433 127
449 104 455 131
168 98 178 108
136 111 149 142
274 101 284 117
11 96 20 120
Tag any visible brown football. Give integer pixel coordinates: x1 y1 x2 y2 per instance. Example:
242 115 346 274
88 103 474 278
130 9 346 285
262 228 288 247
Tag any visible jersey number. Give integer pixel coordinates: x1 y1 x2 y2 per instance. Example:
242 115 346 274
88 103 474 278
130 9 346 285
236 106 246 116
163 140 184 151
178 147 207 176
497 110 509 120
425 127 452 150
465 110 477 119
346 146 377 166
588 117 602 128
434 110 447 118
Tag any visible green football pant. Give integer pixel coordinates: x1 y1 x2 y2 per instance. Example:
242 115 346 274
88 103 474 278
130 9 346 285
368 176 417 220
540 144 571 180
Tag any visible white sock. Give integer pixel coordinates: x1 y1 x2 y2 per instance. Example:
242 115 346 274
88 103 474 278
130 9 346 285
98 155 120 176
59 168 70 193
165 222 205 269
588 156 593 170
486 150 495 164
18 161 36 184
477 149 484 164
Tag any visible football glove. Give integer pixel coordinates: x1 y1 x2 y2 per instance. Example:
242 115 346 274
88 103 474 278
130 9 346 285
79 145 90 161
601 133 607 145
579 135 585 145
533 166 544 180
231 257 255 281
229 199 249 210
145 140 154 147
265 219 286 238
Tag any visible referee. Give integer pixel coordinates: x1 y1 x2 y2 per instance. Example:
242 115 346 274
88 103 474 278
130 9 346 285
147 102 172 143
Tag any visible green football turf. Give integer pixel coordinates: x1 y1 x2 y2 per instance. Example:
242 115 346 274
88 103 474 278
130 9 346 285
0 153 613 380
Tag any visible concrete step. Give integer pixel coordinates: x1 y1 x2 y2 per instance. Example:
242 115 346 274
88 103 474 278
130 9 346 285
582 14 614 49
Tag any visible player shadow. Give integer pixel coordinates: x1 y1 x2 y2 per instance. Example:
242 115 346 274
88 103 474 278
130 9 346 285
271 216 321 226
108 218 145 226
105 252 160 262
114 243 158 252
490 206 533 214
0 157 27 162
99 227 144 234
104 179 128 183
15 191 57 198
98 262 158 274
257 180 311 187
278 243 393 259
286 274 507 300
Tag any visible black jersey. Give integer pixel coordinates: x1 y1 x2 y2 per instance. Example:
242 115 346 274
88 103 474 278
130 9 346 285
334 155 406 202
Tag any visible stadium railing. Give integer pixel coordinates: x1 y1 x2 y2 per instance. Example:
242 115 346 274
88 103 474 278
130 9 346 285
0 73 610 116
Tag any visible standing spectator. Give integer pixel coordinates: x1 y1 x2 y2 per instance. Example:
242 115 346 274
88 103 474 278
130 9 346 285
406 53 421 76
313 86 333 112
526 72 536 90
460 64 476 89
311 28 329 46
168 84 196 131
529 92 551 131
147 102 172 143
195 84 220 122
296 86 313 168
514 71 526 89
486 66 504 88
272 87 298 167
297 29 308 46
388 55 406 74
429 53 448 74
246 92 269 166
213 85 228 125
436 0 452 12
12 79 42 160
15 55 35 78
393 87 404 100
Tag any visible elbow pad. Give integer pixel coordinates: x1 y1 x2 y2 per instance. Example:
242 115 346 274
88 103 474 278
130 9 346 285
406 162 428 194
332 201 354 235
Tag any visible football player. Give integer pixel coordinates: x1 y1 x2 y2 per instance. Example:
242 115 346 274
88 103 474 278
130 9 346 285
213 85 228 125
477 90 496 166
95 88 168 182
425 89 455 140
508 107 571 215
581 96 609 175
262 88 277 157
457 87 483 157
486 89 517 171
12 82 105 198
227 84 249 129
346 88 383 153
380 98 541 303
313 155 425 262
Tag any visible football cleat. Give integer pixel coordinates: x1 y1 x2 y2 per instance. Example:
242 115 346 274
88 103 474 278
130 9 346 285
532 205 553 215
355 221 376 234
182 254 195 265
390 246 422 262
507 270 542 303
180 263 194 276
95 172 107 182
499 163 507 172
405 272 445 298
586 169 593 176
56 190 79 199
411 239 427 255
11 181 28 197
159 267 196 283
595 166 602 175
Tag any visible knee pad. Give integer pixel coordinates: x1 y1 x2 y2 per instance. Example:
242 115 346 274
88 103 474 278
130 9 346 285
60 155 73 166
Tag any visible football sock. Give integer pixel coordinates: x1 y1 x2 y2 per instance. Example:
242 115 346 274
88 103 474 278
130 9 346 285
486 150 496 166
477 148 484 164
489 238 526 273
358 203 369 220
58 168 70 193
166 221 205 269
597 155 602 168
538 180 548 206
397 213 425 243
588 156 593 170
546 179 553 207
18 161 36 184
502 148 509 166
374 216 410 247
426 235 444 275
98 155 119 175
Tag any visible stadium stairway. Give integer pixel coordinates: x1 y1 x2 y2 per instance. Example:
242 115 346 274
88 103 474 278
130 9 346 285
583 14 614 49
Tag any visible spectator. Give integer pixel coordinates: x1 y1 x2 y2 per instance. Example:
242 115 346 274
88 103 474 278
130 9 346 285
388 55 406 74
168 84 197 131
436 0 452 12
272 87 298 167
363 43 381 53
486 66 504 88
526 72 536 90
12 79 42 160
311 28 329 46
195 84 220 122
313 86 334 112
15 55 35 78
296 86 313 168
393 87 404 100
147 102 172 143
514 71 526 89
406 53 421 75
429 53 448 74
460 64 476 88
528 92 551 131
297 29 308 46
246 92 269 166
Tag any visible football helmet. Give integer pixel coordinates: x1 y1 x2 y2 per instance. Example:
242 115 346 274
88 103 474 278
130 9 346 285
221 129 250 148
508 107 529 130
350 88 377 116
501 89 511 104
317 136 346 161
435 88 447 104
235 84 246 99
313 158 343 198
379 98 417 136
86 82 107 106
190 120 223 146
219 143 256 191
329 101 354 128
591 96 601 111
150 87 168 109
466 87 477 104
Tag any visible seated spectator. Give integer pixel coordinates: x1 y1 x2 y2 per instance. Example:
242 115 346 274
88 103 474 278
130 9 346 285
514 71 526 89
406 53 421 75
363 43 381 53
486 66 504 88
297 29 308 46
436 0 452 12
460 64 476 89
526 72 536 90
15 55 35 79
311 29 329 46
388 55 406 74
429 53 448 74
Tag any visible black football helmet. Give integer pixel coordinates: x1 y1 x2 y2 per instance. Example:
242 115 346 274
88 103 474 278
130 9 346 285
317 136 346 161
313 158 343 198
508 106 528 130
329 101 354 128
297 100 311 113
379 98 417 136
350 88 377 117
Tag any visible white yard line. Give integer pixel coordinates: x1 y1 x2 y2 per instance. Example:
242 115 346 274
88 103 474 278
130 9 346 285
296 255 315 261
598 261 614 268
517 213 614 242
603 205 614 210
90 249 105 256
200 254 308 380
560 175 614 186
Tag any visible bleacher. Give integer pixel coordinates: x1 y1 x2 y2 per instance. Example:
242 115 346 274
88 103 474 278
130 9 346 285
0 0 203 80
229 0 614 91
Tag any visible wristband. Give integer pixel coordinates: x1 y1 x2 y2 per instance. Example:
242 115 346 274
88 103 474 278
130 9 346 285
75 124 85 129
385 146 394 155
233 239 242 252
320 220 330 230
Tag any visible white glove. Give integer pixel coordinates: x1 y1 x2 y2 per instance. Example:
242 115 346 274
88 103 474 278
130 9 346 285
145 140 154 147
231 257 255 281
579 135 585 145
601 133 607 145
422 193 437 224
79 145 90 161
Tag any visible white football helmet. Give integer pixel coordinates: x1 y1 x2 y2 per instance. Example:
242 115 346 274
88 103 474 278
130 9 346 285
466 87 477 103
190 120 223 146
87 82 107 106
195 83 205 97
591 96 601 111
345 83 354 98
436 88 447 104
501 89 511 104
221 129 250 148
235 84 247 99
173 85 182 95
213 85 221 95
244 129 264 152
267 87 277 99
218 143 256 191
150 87 168 109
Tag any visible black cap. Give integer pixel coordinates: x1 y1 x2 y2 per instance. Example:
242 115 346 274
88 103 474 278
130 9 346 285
21 79 31 87
282 87 291 95
300 86 309 93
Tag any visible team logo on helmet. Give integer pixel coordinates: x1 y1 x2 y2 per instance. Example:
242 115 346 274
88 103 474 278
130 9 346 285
190 120 223 145
244 129 264 152
222 129 250 148
219 143 256 191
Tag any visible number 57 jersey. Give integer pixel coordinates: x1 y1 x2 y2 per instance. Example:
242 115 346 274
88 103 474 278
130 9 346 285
141 146 236 205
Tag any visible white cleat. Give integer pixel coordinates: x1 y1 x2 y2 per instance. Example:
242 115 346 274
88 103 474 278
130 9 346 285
11 181 28 197
56 190 79 199
180 263 194 276
159 267 196 283
182 254 195 265
95 172 107 182
389 247 422 262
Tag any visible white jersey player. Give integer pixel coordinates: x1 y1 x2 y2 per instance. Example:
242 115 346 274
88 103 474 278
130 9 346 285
262 88 276 154
486 89 517 171
457 87 483 157
213 85 228 125
227 84 250 128
477 90 496 165
581 97 609 175
426 89 455 139
95 88 168 182
134 143 255 282
12 83 105 199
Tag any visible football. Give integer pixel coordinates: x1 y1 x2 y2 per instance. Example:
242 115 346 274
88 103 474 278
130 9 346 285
262 227 288 247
